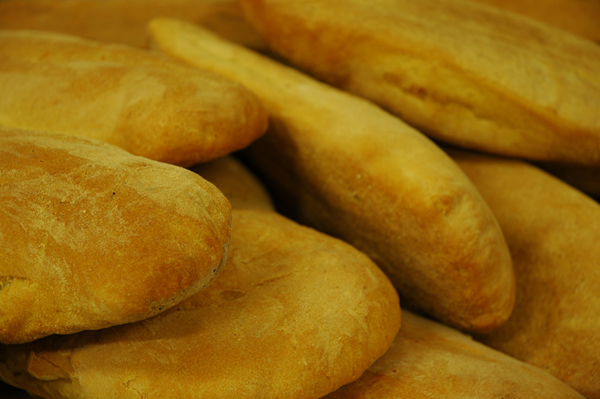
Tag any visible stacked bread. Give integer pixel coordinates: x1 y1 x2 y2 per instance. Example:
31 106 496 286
0 0 598 398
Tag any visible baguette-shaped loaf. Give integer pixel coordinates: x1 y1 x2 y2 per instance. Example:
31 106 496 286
0 129 232 344
0 0 266 50
325 310 585 399
190 156 275 211
149 19 515 333
239 0 600 166
0 209 400 399
0 30 268 167
449 149 600 398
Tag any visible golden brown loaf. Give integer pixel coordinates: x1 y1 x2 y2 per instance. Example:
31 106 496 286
325 310 585 399
449 149 600 398
0 0 266 50
0 209 401 399
190 156 275 211
0 29 268 167
0 128 232 345
149 19 515 334
239 0 600 166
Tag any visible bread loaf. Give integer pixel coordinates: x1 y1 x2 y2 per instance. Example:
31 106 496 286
149 19 515 333
239 0 600 166
0 209 400 399
325 310 585 399
0 30 268 167
0 128 231 344
449 148 600 398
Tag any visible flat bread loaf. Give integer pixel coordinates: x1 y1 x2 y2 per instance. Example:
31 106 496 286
325 310 585 399
149 19 515 333
239 0 600 166
0 129 231 344
449 149 600 398
0 209 400 399
0 30 268 167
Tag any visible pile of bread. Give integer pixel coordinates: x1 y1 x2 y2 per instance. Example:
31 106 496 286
1 0 599 398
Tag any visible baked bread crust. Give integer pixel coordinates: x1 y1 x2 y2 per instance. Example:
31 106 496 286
0 209 400 399
0 129 232 344
0 30 268 167
325 311 585 399
239 0 600 166
450 149 600 398
148 19 515 333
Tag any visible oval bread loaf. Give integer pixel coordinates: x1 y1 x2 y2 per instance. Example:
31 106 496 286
449 149 600 398
0 128 232 344
0 209 400 399
325 310 585 399
0 30 268 167
239 0 600 166
149 19 515 334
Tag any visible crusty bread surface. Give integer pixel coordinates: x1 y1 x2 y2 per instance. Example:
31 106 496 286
324 310 585 399
0 128 232 344
0 209 400 399
148 18 515 334
239 0 600 166
449 148 600 398
0 30 268 167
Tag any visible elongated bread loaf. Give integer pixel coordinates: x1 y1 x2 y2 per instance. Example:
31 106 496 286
325 310 585 399
148 19 515 333
0 209 400 399
239 0 600 166
0 128 231 344
449 149 600 398
0 30 268 167
0 0 266 50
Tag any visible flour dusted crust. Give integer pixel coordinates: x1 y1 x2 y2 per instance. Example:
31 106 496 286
0 30 268 167
239 0 600 166
449 149 600 398
0 129 232 344
0 0 266 50
149 19 515 333
0 209 400 399
325 311 585 399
